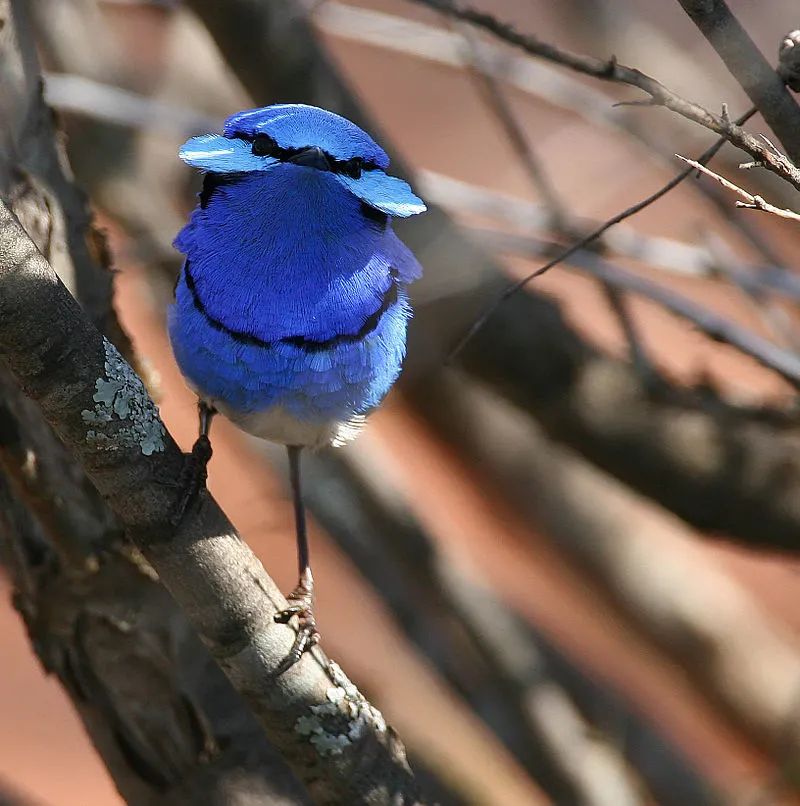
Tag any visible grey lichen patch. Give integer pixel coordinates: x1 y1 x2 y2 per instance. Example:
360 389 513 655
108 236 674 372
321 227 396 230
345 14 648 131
295 662 387 756
81 338 165 456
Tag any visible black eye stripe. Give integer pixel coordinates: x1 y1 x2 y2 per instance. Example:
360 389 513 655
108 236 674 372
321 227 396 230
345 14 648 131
360 201 388 228
237 132 380 176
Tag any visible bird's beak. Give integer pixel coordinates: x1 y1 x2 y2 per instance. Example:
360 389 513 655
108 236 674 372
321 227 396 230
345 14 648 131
287 146 331 171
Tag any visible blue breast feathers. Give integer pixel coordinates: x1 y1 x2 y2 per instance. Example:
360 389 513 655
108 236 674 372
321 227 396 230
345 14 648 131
175 166 421 341
169 278 411 419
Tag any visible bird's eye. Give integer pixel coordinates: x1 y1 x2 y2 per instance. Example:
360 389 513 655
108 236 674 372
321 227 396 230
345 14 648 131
252 134 278 156
343 158 363 179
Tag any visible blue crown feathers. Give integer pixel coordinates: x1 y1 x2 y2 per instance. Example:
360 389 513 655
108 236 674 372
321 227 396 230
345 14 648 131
179 104 426 218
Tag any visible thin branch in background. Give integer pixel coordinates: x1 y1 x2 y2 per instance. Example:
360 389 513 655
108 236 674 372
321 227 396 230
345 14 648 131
458 26 572 233
417 170 800 298
447 108 757 361
700 231 800 354
602 285 656 382
469 227 800 388
410 0 800 190
676 155 800 223
456 23 652 382
43 72 217 134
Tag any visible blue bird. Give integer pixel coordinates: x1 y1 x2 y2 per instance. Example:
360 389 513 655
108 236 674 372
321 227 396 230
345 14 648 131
168 104 425 667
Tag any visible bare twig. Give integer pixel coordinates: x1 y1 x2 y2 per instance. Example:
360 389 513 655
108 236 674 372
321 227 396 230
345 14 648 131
417 170 800 299
676 155 800 223
411 0 800 190
455 23 653 386
675 0 800 165
469 227 800 388
448 108 757 360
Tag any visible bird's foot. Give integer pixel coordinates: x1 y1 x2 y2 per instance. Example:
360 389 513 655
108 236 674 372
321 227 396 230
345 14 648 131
274 568 320 673
169 435 213 527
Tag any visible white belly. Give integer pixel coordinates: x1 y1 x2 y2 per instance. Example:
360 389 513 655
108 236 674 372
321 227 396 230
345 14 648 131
208 398 364 449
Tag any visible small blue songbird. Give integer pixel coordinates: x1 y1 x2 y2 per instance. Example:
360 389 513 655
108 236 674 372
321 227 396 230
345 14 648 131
168 104 425 667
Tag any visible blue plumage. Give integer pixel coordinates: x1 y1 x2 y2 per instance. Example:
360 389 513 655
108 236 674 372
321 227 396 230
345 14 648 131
224 104 390 168
168 104 425 446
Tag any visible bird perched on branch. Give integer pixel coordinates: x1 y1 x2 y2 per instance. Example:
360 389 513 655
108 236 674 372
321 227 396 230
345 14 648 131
168 104 426 669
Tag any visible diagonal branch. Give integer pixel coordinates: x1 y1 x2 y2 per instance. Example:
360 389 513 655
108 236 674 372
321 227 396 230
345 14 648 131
0 198 425 806
468 226 800 388
411 0 800 191
675 0 800 165
676 155 800 222
448 108 757 360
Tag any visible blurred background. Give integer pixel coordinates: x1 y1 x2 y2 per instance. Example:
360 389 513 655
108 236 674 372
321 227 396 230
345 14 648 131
3 0 800 803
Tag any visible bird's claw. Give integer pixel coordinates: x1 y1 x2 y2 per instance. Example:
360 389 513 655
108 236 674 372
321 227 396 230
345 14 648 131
274 574 319 673
169 435 213 527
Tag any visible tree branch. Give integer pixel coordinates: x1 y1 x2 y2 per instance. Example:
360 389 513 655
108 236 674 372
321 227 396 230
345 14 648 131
447 108 757 361
410 372 800 771
676 154 800 221
410 0 800 190
468 226 800 388
0 198 424 805
675 0 800 165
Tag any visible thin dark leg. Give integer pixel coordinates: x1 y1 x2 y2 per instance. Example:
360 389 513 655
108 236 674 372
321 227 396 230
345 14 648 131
274 445 319 672
170 400 216 526
288 445 309 577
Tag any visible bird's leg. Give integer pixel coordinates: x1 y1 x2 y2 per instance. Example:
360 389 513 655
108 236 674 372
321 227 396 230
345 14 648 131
170 400 216 526
274 445 320 671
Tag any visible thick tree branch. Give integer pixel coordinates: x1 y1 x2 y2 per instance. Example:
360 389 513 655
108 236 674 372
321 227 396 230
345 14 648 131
410 373 800 770
411 0 800 191
675 0 800 165
0 199 424 806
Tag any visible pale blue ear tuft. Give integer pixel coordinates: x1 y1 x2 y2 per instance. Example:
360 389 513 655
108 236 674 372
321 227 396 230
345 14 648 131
335 171 427 218
179 134 279 173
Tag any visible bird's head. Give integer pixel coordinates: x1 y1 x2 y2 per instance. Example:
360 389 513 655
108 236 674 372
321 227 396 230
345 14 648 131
179 104 426 218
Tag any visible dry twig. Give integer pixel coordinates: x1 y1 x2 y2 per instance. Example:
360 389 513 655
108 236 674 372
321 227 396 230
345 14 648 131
675 0 800 164
447 108 757 360
411 0 800 190
676 155 800 223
